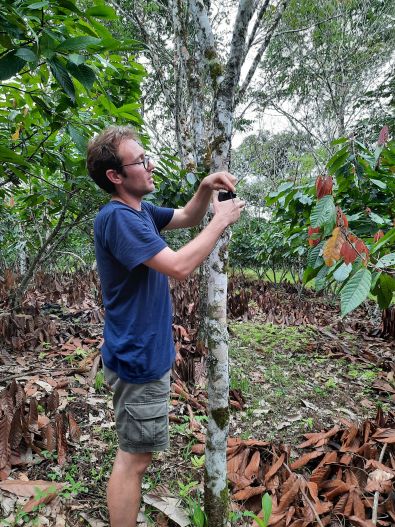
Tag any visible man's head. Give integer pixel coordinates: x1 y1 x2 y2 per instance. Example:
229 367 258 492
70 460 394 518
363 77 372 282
87 126 140 194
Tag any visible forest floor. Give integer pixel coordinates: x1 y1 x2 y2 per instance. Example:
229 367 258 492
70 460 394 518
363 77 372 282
0 279 394 526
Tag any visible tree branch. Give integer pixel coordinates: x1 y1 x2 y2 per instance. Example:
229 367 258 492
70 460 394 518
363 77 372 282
236 0 290 106
244 0 270 57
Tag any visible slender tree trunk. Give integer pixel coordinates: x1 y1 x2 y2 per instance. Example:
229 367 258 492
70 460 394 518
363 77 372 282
205 229 231 525
203 2 257 524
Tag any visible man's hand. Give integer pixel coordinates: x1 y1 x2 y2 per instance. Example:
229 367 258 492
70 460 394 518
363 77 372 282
202 171 237 193
213 193 245 227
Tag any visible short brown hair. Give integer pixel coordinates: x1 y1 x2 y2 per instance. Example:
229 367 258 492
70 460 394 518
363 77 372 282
87 126 138 193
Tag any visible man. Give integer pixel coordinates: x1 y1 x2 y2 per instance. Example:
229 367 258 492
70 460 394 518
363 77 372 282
87 126 244 527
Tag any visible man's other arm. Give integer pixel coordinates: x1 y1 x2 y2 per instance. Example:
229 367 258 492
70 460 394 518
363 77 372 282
145 197 244 280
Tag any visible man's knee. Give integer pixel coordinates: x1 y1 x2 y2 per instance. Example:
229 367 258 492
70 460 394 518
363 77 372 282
115 450 152 477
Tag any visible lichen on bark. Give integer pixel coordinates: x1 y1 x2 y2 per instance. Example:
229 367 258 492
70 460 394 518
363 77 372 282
212 407 229 430
204 478 229 527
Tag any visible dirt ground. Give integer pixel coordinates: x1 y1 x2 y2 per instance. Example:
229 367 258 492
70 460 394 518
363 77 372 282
0 282 394 526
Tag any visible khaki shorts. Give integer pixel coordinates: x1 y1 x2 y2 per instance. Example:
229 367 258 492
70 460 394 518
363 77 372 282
104 366 171 453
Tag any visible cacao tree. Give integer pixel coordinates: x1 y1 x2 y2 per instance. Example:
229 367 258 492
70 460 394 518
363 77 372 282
0 0 145 304
303 127 395 317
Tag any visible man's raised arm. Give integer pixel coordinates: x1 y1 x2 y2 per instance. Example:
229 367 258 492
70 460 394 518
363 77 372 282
163 171 237 230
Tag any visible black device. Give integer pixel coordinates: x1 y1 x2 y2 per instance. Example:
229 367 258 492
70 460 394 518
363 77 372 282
218 191 237 202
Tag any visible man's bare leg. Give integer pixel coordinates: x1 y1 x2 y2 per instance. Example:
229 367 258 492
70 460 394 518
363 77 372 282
107 449 152 527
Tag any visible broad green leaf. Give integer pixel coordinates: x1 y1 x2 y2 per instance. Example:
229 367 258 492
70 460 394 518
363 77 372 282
0 146 29 166
57 0 82 14
375 273 395 309
374 146 383 164
369 212 388 225
66 62 96 90
307 241 324 269
341 268 372 317
0 34 13 49
15 48 38 62
186 172 197 185
98 94 117 114
295 192 312 205
48 57 76 101
370 178 386 189
67 125 88 154
330 137 348 146
68 54 85 65
303 265 320 284
86 5 117 19
327 145 348 169
333 263 352 282
0 51 26 80
315 265 329 291
56 36 101 52
262 493 272 526
347 212 362 222
328 153 350 175
116 103 141 113
277 181 294 194
310 195 336 228
376 253 395 269
27 1 49 8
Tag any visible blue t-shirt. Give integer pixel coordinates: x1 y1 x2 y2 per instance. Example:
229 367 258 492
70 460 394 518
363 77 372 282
94 200 175 383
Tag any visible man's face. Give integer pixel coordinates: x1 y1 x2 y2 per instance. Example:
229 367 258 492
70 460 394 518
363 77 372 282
116 139 155 197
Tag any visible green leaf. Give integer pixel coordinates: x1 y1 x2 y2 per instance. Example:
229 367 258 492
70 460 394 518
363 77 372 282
307 241 324 269
98 94 117 114
0 34 13 49
186 172 197 185
303 265 320 284
369 212 387 225
48 57 75 101
333 263 352 282
27 1 49 8
327 145 349 169
115 103 141 113
0 146 29 166
67 125 88 154
370 178 387 190
0 51 26 80
15 48 38 62
262 493 272 526
330 137 348 146
68 54 85 65
56 36 101 51
376 253 395 269
328 153 350 175
375 273 395 309
66 62 96 90
86 5 117 19
341 268 372 317
310 195 336 228
315 265 329 291
57 0 82 14
371 228 395 254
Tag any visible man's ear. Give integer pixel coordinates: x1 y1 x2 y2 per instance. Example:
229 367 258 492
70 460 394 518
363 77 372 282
106 168 124 186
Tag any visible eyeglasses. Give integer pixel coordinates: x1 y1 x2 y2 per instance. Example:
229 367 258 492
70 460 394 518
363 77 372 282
121 155 151 171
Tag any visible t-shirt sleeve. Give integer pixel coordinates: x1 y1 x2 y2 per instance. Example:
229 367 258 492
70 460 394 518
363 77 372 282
103 208 167 271
145 202 174 231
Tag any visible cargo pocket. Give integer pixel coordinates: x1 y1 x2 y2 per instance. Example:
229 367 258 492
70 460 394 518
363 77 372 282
125 401 168 446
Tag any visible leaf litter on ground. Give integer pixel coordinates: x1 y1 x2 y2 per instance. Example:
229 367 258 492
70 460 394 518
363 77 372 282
0 272 394 525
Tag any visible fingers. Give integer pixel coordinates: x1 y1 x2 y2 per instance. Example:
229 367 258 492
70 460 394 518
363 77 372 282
209 171 237 192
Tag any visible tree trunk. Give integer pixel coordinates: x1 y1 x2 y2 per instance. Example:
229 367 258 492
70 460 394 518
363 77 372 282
382 307 395 339
204 229 231 526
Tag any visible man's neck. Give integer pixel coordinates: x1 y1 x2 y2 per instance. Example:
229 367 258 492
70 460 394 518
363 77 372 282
111 193 142 211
